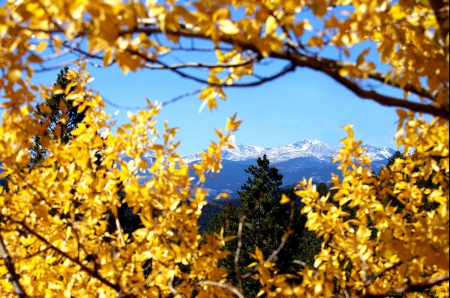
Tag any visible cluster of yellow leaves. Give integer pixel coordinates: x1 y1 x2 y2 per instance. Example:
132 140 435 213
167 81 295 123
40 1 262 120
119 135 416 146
241 115 448 297
286 117 448 297
2 0 447 112
0 0 448 296
0 65 244 297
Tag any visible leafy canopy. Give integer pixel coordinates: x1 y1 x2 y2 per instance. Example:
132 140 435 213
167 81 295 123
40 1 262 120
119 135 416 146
0 0 448 297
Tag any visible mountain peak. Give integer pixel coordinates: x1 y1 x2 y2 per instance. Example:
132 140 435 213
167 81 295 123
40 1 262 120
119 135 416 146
182 139 395 164
292 139 323 146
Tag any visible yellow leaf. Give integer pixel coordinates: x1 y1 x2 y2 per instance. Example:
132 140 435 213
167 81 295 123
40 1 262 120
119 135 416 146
215 192 230 199
52 88 64 95
280 193 290 204
390 4 407 20
314 283 323 294
103 47 114 67
39 104 52 114
265 15 277 37
27 53 44 63
54 125 61 138
66 93 80 100
225 113 242 132
255 247 264 262
314 257 323 268
218 20 239 35
308 36 323 47
37 41 48 53
7 69 21 82
127 111 136 122
339 67 350 77
344 48 350 57
213 7 230 22
396 109 407 118
357 48 370 66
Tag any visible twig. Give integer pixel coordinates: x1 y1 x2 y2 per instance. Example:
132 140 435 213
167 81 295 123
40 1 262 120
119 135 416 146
242 199 296 279
362 274 449 298
168 279 187 298
143 58 255 70
102 88 201 110
161 89 202 106
197 280 245 298
11 219 128 295
0 232 28 297
127 24 447 118
34 60 79 73
115 217 126 247
364 259 404 286
234 194 263 293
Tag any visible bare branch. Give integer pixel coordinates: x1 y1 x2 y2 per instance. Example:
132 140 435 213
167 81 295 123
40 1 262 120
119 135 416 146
103 97 149 110
0 232 28 298
197 281 245 298
362 274 450 298
364 259 404 287
34 60 80 73
128 24 447 118
318 63 448 119
102 88 201 110
161 89 202 106
11 220 128 296
242 199 296 279
234 194 263 293
170 45 233 52
21 18 444 117
143 58 256 70
143 56 296 88
168 279 187 298
115 217 126 247
42 36 84 61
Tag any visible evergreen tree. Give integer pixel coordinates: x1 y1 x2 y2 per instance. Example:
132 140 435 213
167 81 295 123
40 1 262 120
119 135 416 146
29 68 141 235
29 66 85 167
207 155 315 297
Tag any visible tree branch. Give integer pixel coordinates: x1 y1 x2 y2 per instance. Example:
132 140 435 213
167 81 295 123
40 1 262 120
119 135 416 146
0 232 28 298
233 194 264 294
143 56 295 88
318 62 448 119
143 58 256 70
242 199 296 279
197 280 245 298
362 274 450 298
168 279 187 298
428 0 449 53
11 219 129 296
364 259 404 287
128 23 448 118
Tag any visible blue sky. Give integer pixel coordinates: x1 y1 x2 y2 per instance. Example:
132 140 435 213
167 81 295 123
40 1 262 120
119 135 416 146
32 59 401 156
5 3 407 156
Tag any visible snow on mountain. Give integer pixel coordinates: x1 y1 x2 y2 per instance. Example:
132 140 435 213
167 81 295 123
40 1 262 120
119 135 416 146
181 139 394 164
182 142 268 164
267 139 339 163
361 144 396 161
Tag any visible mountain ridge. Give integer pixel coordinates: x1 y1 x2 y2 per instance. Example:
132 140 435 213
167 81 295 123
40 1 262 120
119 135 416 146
181 139 395 164
178 139 396 198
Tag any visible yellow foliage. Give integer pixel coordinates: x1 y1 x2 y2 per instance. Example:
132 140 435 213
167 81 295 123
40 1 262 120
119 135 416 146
0 0 448 296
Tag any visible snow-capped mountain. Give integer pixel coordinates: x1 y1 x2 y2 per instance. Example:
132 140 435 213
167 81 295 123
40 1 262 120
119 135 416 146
361 144 396 161
182 139 395 165
179 139 396 198
115 139 396 199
